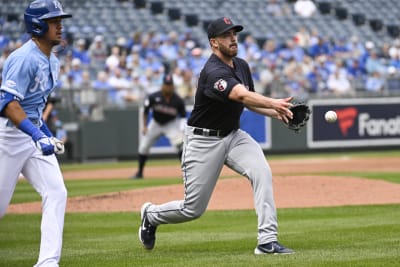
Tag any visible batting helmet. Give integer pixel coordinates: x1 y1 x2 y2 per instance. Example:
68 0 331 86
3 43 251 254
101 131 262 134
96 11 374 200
24 0 72 37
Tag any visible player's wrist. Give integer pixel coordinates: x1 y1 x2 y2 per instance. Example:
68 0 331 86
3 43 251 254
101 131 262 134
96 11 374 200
40 118 53 137
19 118 45 141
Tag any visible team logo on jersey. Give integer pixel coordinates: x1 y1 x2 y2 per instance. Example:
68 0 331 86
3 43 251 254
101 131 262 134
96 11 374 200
5 80 17 89
214 79 227 92
29 63 49 93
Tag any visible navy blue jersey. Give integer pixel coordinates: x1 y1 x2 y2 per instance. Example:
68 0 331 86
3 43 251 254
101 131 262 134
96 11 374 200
144 91 186 125
188 54 254 132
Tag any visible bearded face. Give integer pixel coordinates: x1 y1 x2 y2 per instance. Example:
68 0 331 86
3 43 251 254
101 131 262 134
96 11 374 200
214 30 238 58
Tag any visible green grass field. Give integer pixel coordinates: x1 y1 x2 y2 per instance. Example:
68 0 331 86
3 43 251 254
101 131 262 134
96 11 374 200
1 150 400 266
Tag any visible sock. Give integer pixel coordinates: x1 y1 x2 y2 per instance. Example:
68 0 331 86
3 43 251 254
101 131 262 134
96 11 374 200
137 154 148 174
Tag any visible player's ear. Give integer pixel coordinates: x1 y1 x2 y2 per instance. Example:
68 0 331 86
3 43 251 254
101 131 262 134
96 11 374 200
209 38 218 49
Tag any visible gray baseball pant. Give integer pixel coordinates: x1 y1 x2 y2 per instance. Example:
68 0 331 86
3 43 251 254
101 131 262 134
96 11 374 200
146 126 278 245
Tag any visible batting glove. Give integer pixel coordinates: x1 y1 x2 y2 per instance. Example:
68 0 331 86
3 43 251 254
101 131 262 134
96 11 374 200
19 118 55 156
36 136 56 156
51 137 65 155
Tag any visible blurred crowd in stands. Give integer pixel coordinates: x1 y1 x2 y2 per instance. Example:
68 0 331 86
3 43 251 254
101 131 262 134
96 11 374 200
1 19 400 112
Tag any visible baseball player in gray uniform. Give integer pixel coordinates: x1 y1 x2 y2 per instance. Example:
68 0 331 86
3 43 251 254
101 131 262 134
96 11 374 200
0 1 71 266
139 17 295 255
132 73 186 179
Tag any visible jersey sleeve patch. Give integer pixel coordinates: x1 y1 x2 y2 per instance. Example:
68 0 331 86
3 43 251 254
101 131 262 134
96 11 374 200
0 82 24 100
213 79 228 92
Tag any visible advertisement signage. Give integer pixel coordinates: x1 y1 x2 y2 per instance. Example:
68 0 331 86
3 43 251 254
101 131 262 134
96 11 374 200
308 98 400 148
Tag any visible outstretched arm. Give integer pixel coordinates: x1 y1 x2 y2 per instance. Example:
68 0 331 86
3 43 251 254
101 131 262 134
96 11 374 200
245 105 291 123
228 84 293 122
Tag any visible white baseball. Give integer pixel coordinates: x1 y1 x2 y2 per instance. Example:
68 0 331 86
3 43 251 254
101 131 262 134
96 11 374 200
325 110 337 123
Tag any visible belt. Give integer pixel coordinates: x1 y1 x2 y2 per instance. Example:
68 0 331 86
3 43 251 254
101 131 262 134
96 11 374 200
192 127 231 137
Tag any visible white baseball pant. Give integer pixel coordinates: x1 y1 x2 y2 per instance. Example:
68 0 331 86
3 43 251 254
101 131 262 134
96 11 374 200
0 118 67 267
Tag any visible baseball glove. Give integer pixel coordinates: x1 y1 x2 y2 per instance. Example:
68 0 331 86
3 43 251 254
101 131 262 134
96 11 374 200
286 103 311 133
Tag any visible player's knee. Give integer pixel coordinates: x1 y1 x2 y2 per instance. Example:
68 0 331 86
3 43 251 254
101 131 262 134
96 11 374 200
182 203 207 220
42 185 67 203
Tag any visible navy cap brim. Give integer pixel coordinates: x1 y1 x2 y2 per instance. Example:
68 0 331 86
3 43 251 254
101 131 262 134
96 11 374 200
209 25 243 39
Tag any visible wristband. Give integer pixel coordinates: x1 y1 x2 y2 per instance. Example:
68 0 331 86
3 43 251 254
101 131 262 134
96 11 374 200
19 118 44 141
40 119 53 137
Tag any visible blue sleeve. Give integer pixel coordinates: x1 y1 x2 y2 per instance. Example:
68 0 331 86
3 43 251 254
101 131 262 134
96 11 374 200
0 90 21 115
1 55 34 99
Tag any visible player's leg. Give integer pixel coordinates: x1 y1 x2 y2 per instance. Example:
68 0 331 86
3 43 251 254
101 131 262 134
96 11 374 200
22 153 67 267
134 121 162 178
145 132 226 224
0 126 31 218
163 119 184 161
0 151 27 218
225 130 278 243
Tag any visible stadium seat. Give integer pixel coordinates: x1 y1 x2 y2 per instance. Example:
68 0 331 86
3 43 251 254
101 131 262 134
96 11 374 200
185 14 198 27
6 13 19 22
369 19 383 32
387 25 400 38
134 0 146 9
202 19 213 32
335 7 348 20
168 8 181 21
352 13 366 26
150 1 164 15
318 2 331 15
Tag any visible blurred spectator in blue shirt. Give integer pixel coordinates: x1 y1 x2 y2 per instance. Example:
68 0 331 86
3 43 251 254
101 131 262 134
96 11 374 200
365 49 386 74
365 71 385 92
308 36 331 58
260 39 279 67
88 35 108 73
158 32 179 63
188 47 207 78
389 53 400 70
279 39 304 63
92 70 112 91
72 38 90 65
332 37 351 59
126 31 143 52
68 58 84 88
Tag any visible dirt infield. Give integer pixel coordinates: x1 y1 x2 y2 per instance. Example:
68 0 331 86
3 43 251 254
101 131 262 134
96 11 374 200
7 156 400 213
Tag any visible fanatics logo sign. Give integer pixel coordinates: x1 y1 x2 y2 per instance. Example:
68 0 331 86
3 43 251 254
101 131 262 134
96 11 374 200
214 79 227 92
308 98 400 148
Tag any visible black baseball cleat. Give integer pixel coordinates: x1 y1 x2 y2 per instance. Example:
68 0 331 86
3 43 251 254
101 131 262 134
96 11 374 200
254 241 294 255
138 202 157 250
130 172 143 179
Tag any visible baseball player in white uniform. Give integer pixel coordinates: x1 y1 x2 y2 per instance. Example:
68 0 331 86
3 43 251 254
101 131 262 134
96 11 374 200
0 1 71 266
132 74 186 179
